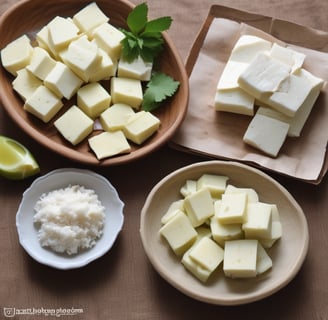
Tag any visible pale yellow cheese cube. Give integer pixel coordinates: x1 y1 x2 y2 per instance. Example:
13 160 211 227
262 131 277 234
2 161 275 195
123 111 160 145
118 56 153 81
216 193 247 224
160 200 184 225
54 105 93 145
91 22 125 61
216 60 249 90
1 35 33 76
159 210 197 256
242 202 272 239
183 188 214 227
88 131 131 160
110 77 143 109
256 242 272 274
35 25 59 59
99 103 135 131
225 184 259 203
44 61 83 99
23 85 63 123
180 179 197 197
89 48 116 82
196 174 229 198
77 82 111 119
223 239 258 278
12 68 42 101
26 47 57 81
73 2 109 37
260 221 283 248
189 237 224 272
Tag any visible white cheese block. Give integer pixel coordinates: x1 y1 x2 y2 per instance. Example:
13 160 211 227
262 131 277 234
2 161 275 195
196 174 229 198
238 52 291 100
217 60 249 90
77 82 111 119
35 25 59 59
183 188 214 227
54 105 93 145
243 113 290 157
73 2 109 37
1 34 33 76
100 103 135 131
160 200 185 225
260 221 283 248
159 210 197 256
89 48 116 82
118 56 153 81
256 242 272 274
216 193 247 224
88 130 131 160
12 68 42 101
180 179 197 197
224 184 259 203
23 85 63 123
44 61 83 99
223 239 258 278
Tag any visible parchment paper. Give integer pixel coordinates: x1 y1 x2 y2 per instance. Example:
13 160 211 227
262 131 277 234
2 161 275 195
171 5 328 184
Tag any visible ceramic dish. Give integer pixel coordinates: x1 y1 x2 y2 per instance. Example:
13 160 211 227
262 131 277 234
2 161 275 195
140 160 309 305
16 168 124 269
0 0 189 165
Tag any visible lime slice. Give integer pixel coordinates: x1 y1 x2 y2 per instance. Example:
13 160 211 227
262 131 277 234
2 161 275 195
0 135 40 180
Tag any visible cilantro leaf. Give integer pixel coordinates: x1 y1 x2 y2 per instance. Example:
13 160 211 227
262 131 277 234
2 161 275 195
142 72 180 111
127 2 148 34
142 16 172 36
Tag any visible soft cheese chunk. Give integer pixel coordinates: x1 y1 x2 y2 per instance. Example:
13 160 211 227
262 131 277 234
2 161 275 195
1 35 33 76
180 179 197 198
238 52 291 100
12 68 42 101
196 174 229 198
23 85 63 123
54 105 93 145
35 25 59 59
225 184 259 203
100 103 135 131
73 2 109 37
256 242 273 274
88 130 131 160
223 239 258 278
77 82 111 119
160 200 185 225
44 61 83 99
123 111 160 144
110 77 143 109
118 56 153 81
243 113 290 157
26 47 57 81
89 48 116 82
216 193 247 224
183 188 214 227
159 210 197 256
217 61 249 90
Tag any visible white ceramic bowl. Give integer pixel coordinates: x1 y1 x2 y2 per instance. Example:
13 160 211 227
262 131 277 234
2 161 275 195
16 168 124 269
140 161 309 305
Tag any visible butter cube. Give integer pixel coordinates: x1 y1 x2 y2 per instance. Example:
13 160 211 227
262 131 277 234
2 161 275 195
160 200 185 225
12 68 42 101
91 22 125 61
238 52 290 100
110 77 143 109
223 239 258 278
180 179 197 197
26 47 57 81
159 210 197 256
243 112 290 157
216 193 247 224
1 35 33 76
256 242 272 274
47 16 80 51
123 111 160 145
100 103 135 131
23 85 63 123
184 188 214 227
189 237 224 273
118 56 153 81
73 2 109 37
44 61 83 99
89 48 116 82
242 202 272 239
88 131 131 160
196 174 229 198
54 105 93 145
77 82 111 119
225 184 259 203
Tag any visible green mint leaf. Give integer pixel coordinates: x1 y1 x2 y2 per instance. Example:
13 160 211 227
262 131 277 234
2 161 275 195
127 2 148 35
142 72 180 111
142 16 172 36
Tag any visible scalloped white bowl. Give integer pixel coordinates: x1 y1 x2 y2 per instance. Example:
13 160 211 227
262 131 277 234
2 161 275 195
16 168 124 269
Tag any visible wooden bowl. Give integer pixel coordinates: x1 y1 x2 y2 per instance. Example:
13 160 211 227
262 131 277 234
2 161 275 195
0 0 189 165
140 160 309 305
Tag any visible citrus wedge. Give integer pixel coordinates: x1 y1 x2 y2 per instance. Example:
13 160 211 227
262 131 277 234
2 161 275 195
0 135 40 180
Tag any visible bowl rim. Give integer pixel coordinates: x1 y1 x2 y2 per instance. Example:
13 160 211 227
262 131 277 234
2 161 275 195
16 168 124 269
0 0 189 166
140 160 309 305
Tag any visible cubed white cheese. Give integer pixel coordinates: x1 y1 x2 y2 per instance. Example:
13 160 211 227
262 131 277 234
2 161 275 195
118 56 153 81
89 48 116 82
160 200 185 225
256 242 273 274
180 179 197 197
100 103 135 131
196 174 229 198
224 184 259 203
12 68 42 101
216 193 247 224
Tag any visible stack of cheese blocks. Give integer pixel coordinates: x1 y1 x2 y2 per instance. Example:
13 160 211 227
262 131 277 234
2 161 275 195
159 174 282 283
214 35 325 157
0 2 161 160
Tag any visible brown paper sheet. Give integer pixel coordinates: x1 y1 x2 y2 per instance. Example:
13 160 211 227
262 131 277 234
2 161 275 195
171 5 328 184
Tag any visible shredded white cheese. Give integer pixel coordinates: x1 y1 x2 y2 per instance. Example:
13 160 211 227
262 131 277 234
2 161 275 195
33 185 105 255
